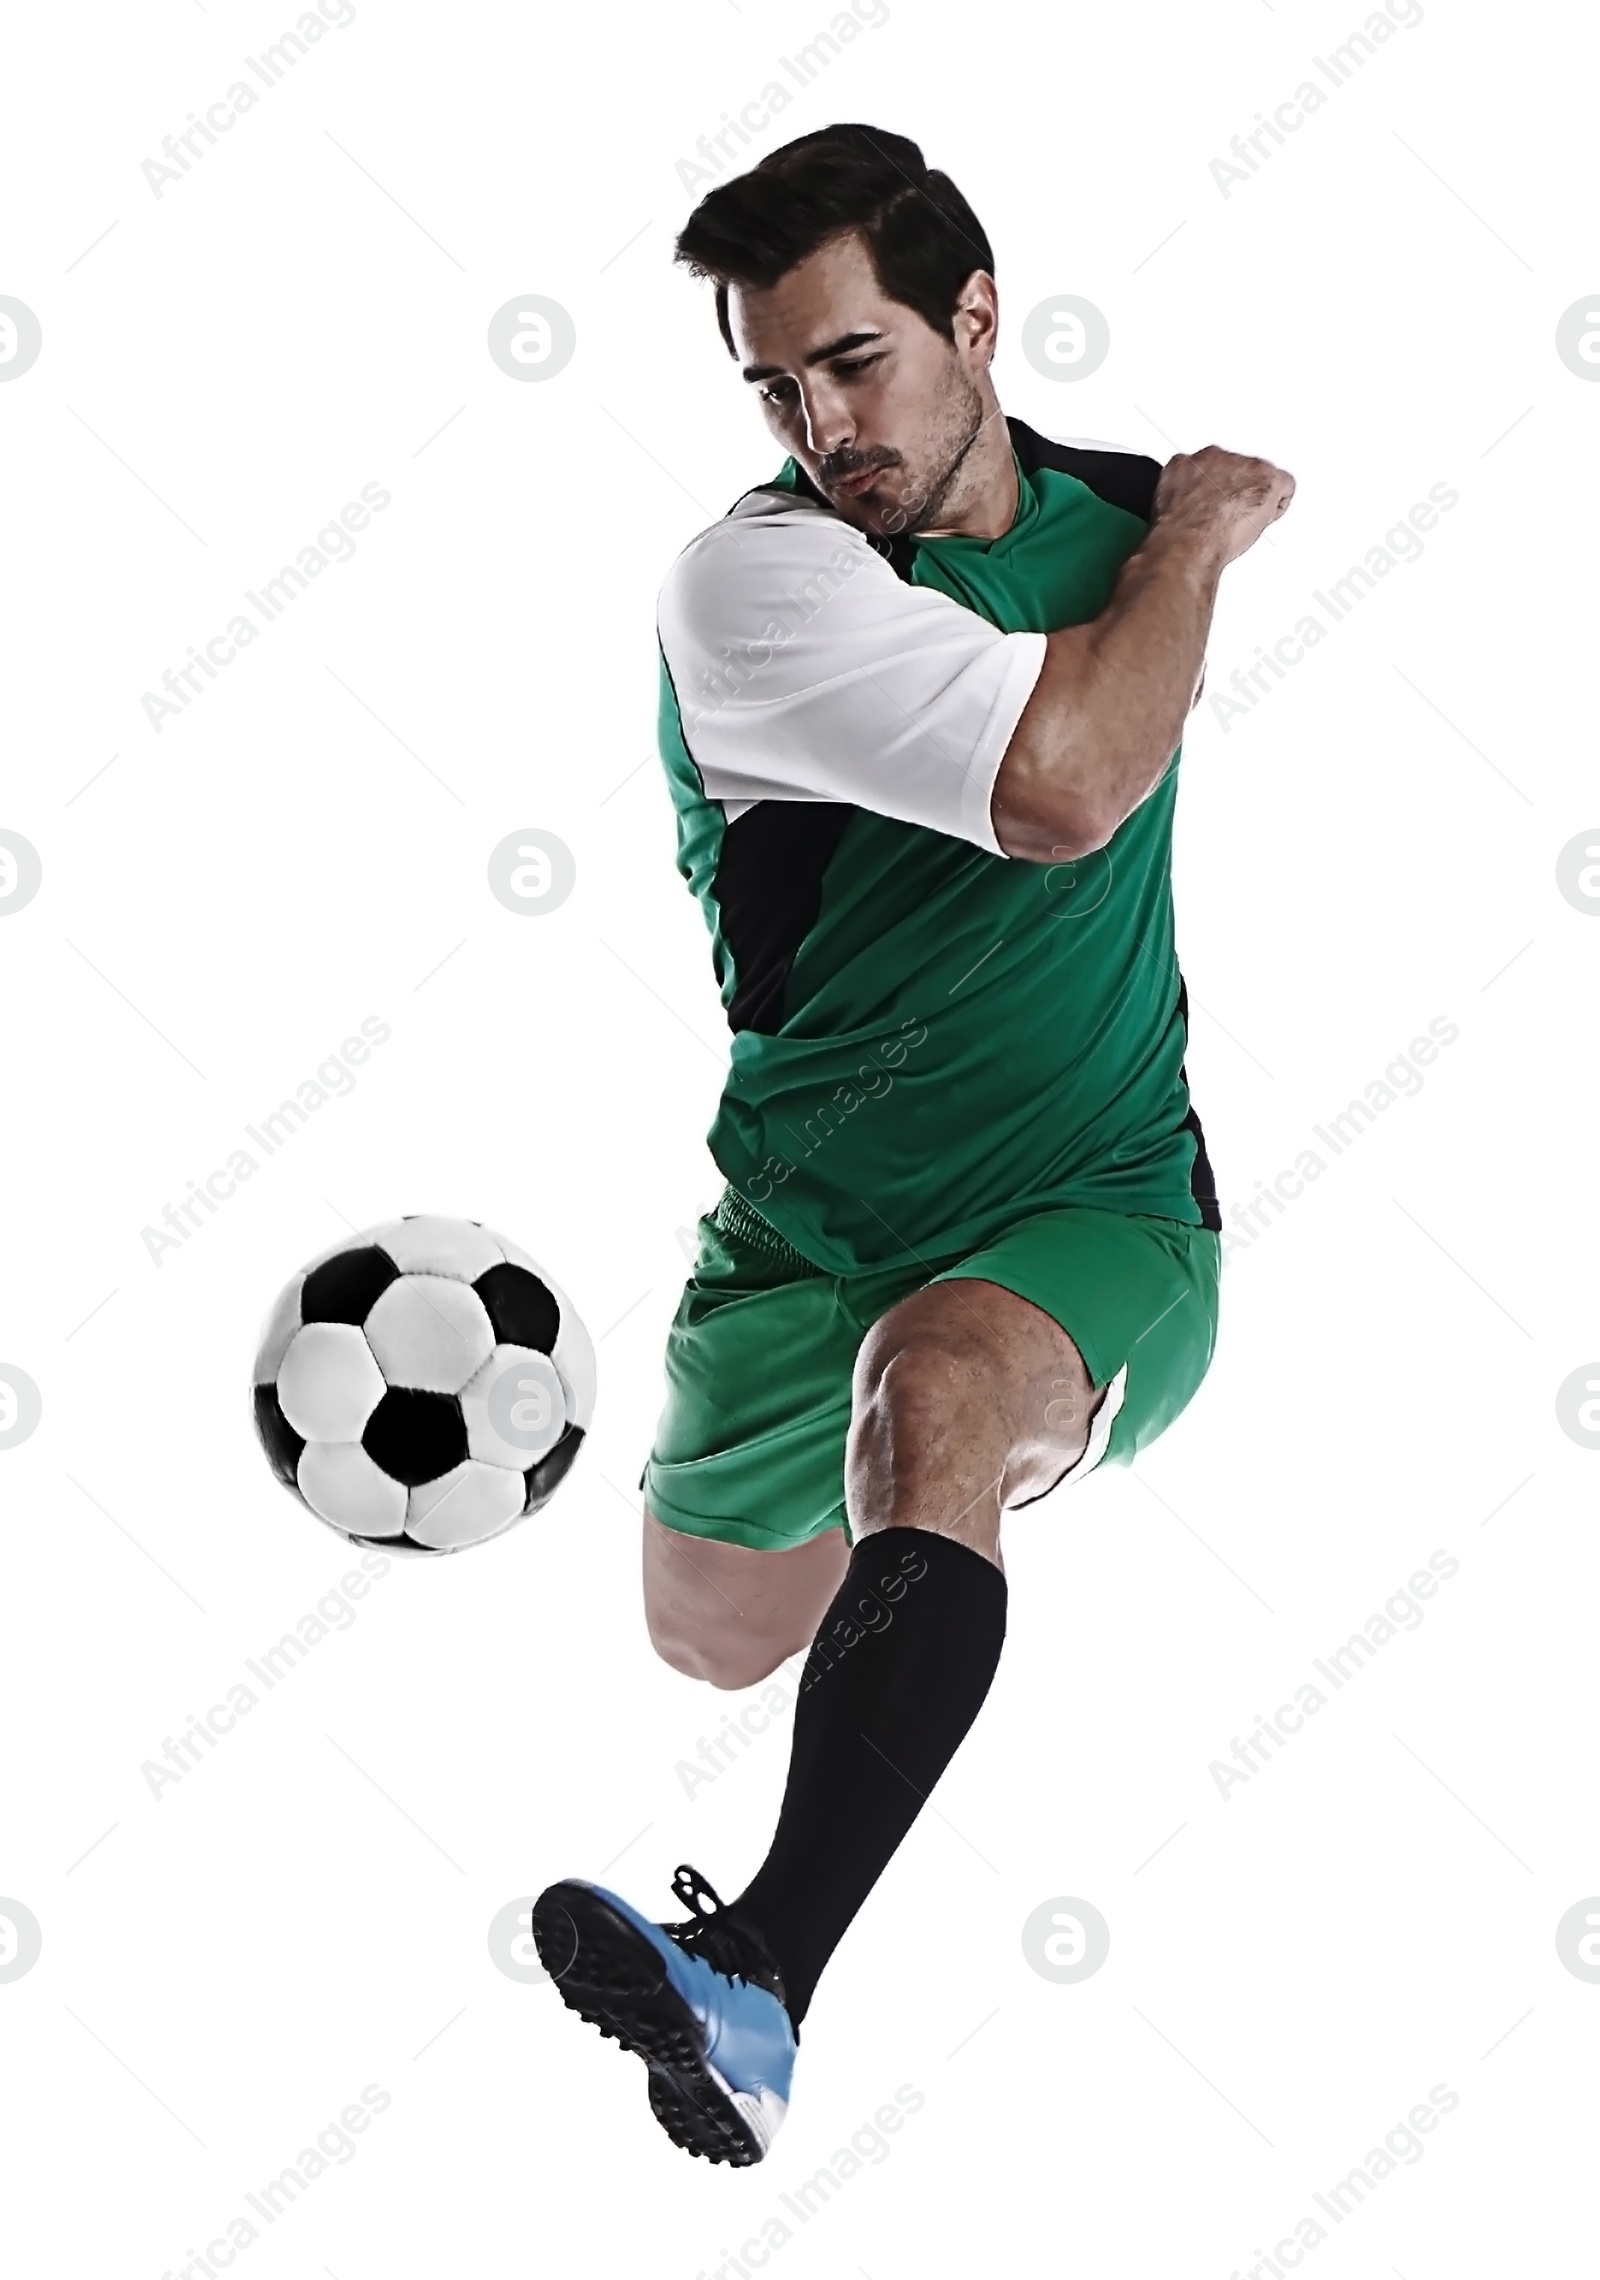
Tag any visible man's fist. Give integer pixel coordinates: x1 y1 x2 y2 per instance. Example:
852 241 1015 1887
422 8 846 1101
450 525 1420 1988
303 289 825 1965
1154 446 1296 566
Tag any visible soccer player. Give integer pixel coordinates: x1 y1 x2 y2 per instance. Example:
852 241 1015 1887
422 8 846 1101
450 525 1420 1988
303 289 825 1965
534 124 1293 2164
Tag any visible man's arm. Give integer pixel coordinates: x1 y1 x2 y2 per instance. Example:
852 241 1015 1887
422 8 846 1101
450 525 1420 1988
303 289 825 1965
658 497 1048 854
991 445 1295 863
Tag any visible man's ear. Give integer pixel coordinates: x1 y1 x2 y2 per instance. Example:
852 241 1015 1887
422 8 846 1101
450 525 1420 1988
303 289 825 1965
954 269 1001 366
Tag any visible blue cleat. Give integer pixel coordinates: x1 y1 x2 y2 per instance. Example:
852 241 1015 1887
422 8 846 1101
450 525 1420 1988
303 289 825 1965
532 1864 795 2165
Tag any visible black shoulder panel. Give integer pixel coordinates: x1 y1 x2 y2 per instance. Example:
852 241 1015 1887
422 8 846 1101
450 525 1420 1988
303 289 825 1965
1007 417 1162 524
716 800 856 1034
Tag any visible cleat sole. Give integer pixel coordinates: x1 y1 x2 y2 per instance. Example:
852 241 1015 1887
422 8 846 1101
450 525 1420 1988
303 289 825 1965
531 1880 767 2165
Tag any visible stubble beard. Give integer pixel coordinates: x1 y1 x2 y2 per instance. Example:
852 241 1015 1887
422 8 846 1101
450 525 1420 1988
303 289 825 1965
880 365 992 538
821 363 995 540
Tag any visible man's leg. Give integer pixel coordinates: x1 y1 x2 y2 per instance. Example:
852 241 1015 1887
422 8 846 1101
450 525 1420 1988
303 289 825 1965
720 1275 1101 2024
536 1209 1217 2160
642 1509 850 1690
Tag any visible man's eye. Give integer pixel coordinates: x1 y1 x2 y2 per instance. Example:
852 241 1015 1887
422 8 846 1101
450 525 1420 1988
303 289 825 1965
759 380 799 406
834 356 880 376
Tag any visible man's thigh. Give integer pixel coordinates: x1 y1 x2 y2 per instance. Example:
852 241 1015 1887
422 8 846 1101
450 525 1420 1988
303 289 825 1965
638 1197 1220 1668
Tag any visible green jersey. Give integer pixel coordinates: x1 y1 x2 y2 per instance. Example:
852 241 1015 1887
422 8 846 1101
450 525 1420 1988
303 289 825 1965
654 417 1219 1275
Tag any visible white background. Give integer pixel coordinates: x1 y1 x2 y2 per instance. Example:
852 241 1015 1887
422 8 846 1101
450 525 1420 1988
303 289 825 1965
1 0 1596 2273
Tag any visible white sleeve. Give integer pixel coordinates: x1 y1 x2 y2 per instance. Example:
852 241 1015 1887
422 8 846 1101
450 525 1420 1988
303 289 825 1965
657 498 1047 857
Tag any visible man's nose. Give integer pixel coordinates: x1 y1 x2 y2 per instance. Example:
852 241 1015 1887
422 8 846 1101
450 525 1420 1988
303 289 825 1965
798 379 855 460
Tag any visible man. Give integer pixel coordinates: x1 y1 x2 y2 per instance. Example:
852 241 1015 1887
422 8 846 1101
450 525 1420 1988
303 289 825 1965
533 123 1293 2165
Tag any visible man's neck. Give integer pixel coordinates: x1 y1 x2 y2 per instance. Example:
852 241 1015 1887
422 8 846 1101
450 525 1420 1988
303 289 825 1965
917 402 1019 541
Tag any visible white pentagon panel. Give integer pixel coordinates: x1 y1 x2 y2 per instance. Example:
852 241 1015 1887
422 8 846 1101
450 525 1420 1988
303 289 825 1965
552 1315 596 1432
364 1273 494 1394
368 1216 503 1281
277 1322 387 1441
461 1345 567 1469
253 1273 304 1386
408 1460 525 1549
298 1441 408 1536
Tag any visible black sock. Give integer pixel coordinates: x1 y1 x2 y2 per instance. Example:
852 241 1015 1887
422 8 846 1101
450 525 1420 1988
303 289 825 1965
728 1527 1007 2026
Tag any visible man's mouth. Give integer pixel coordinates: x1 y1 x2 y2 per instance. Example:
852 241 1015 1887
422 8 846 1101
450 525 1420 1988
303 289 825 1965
828 463 889 497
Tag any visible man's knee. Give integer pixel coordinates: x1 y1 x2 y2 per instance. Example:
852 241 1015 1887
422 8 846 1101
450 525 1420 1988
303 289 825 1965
847 1316 1008 1555
640 1509 849 1689
645 1605 790 1691
847 1283 1097 1550
851 1313 1036 1498
852 1311 994 1434
855 1282 1093 1443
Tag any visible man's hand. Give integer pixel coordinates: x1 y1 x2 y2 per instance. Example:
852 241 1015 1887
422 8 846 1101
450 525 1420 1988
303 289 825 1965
1153 445 1296 568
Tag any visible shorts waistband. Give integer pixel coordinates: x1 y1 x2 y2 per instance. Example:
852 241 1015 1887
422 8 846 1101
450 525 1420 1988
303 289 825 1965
712 1186 826 1275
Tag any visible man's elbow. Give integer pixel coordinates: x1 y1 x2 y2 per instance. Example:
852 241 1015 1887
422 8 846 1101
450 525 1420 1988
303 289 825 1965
990 731 1122 863
991 792 1114 865
991 725 1182 863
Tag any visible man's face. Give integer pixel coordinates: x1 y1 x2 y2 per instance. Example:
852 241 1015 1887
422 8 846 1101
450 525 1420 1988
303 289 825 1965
729 230 997 537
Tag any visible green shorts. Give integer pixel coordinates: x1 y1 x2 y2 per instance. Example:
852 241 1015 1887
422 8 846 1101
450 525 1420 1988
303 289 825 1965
641 1187 1221 1553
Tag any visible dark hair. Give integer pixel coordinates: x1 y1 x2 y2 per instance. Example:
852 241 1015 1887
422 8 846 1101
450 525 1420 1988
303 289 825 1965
674 124 994 356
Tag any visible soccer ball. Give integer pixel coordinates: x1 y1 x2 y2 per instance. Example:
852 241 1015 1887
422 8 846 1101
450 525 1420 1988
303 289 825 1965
251 1216 594 1556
